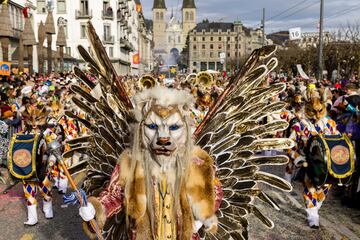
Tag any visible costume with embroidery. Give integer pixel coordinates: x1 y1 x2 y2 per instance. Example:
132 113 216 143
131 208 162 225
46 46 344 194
67 22 293 240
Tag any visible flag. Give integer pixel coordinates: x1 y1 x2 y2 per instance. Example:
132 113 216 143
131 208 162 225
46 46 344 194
133 53 140 65
136 4 142 13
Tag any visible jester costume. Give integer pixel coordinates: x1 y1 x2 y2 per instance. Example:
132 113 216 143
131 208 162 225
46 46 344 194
287 88 338 228
67 22 294 240
16 103 54 225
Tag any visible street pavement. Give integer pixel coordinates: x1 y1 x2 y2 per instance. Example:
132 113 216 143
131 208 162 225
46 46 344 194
0 165 360 240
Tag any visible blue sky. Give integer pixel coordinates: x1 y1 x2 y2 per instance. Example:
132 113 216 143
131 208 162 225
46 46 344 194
141 0 360 33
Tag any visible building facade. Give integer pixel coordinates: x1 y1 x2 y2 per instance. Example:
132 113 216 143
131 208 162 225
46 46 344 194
152 0 196 66
3 0 153 75
188 21 270 73
0 0 25 64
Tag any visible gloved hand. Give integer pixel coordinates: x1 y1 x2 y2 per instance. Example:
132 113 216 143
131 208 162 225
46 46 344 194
294 156 307 167
79 202 96 222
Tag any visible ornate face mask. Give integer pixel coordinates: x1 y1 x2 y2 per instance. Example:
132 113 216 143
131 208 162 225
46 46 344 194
133 87 192 160
305 97 326 121
142 105 187 157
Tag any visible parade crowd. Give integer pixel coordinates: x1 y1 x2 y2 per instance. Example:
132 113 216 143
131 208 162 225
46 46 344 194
0 69 359 231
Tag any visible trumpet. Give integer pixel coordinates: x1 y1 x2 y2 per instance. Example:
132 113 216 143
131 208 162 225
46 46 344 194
139 75 157 89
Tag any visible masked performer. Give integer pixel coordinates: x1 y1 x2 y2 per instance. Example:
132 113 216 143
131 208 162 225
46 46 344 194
11 101 54 225
287 87 339 228
66 22 293 240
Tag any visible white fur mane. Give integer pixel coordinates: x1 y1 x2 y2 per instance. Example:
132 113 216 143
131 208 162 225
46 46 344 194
134 86 193 107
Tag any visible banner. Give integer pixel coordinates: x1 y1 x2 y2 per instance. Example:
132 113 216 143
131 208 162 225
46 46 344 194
296 64 309 80
289 27 302 40
0 62 11 76
133 53 140 65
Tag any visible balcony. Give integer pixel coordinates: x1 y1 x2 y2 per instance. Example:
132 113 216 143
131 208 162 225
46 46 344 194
102 9 114 20
103 35 114 44
75 9 93 19
120 37 134 51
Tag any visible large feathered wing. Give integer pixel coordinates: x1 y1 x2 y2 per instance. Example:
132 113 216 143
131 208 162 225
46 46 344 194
66 21 132 193
194 45 294 240
64 21 133 239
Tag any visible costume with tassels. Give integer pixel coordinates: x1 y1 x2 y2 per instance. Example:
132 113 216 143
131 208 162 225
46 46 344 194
65 21 294 240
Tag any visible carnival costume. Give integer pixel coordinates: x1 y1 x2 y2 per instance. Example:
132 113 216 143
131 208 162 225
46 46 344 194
287 88 354 228
67 22 294 240
9 103 54 225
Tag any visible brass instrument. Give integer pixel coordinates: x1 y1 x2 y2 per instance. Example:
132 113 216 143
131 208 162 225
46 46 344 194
195 71 214 89
185 73 197 84
139 75 157 89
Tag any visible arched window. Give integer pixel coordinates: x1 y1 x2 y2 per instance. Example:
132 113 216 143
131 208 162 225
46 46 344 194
185 12 189 21
190 12 194 21
156 12 159 20
160 12 164 20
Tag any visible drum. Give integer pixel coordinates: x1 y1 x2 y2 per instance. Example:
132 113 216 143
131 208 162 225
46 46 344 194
8 134 46 182
306 134 355 187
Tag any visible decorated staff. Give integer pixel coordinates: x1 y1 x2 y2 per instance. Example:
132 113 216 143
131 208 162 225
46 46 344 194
47 141 104 240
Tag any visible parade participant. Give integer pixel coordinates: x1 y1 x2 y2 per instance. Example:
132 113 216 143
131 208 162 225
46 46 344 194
68 22 292 240
9 98 54 225
287 86 338 228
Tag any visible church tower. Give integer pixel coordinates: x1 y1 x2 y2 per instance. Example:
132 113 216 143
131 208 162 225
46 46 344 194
153 0 167 51
182 0 196 34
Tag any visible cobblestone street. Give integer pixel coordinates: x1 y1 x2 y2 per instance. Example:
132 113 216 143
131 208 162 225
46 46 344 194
1 166 360 240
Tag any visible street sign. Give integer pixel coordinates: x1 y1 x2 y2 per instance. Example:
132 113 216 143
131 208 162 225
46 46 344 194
289 27 302 40
219 52 226 59
220 59 225 64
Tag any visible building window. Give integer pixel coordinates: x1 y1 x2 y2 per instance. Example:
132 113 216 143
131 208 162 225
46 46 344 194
210 44 213 49
109 47 114 57
103 0 110 12
201 51 205 57
193 45 196 50
66 47 71 55
219 37 222 41
57 0 66 13
80 23 86 38
202 37 205 41
37 0 46 14
185 12 189 21
202 44 205 49
210 52 213 58
193 62 197 67
63 24 68 38
160 12 164 20
156 12 159 20
178 36 181 43
210 37 213 41
80 0 89 15
193 37 196 41
227 52 230 57
227 44 230 49
190 12 194 21
104 24 111 39
227 37 231 41
218 44 222 49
